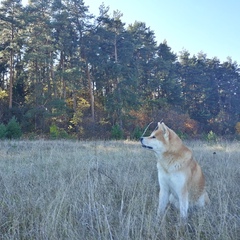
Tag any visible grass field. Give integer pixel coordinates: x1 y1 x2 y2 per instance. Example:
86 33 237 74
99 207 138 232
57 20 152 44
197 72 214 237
0 139 239 239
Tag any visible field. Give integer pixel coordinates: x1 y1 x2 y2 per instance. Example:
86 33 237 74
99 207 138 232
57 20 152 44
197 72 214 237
0 139 239 239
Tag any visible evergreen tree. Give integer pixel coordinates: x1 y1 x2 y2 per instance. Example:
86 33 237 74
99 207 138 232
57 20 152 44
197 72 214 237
154 41 181 108
127 21 157 101
0 0 25 109
0 0 240 137
23 0 54 130
95 11 135 127
6 116 22 138
217 58 240 131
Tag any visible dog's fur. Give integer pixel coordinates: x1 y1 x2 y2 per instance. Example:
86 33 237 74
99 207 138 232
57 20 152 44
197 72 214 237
140 122 209 222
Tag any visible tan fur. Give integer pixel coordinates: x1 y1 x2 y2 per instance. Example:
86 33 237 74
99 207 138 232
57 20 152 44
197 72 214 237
141 122 209 221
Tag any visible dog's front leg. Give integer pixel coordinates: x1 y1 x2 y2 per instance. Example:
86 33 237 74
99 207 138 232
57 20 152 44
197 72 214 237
157 188 169 218
178 191 189 224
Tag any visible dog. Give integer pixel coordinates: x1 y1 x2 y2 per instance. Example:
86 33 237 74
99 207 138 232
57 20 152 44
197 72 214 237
140 122 209 222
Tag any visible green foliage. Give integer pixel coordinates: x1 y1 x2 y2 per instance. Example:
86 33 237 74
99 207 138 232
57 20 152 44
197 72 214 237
0 89 8 99
6 117 22 139
58 129 69 139
50 124 59 139
0 123 7 139
50 124 68 139
205 130 217 142
0 0 240 139
111 125 123 139
132 127 143 140
175 130 188 140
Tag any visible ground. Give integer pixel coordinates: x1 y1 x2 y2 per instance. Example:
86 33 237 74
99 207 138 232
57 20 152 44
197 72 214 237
0 140 239 239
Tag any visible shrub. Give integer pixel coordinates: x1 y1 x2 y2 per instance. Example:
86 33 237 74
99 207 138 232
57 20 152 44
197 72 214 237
235 122 240 134
50 124 59 139
205 130 217 142
132 126 143 140
154 109 199 136
0 123 7 139
58 128 69 139
175 130 188 140
50 124 69 139
111 124 123 139
6 117 22 139
128 109 152 129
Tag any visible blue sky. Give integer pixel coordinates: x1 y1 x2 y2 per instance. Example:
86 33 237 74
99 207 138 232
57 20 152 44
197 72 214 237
21 0 240 64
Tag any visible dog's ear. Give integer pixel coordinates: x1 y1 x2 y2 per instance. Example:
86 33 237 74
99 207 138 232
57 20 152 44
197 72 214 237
160 122 169 138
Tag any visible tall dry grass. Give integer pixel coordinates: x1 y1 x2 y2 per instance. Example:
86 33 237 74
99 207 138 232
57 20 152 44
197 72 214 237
0 140 239 239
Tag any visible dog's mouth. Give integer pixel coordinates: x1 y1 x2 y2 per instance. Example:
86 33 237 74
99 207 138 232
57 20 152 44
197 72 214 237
140 139 153 149
141 144 153 149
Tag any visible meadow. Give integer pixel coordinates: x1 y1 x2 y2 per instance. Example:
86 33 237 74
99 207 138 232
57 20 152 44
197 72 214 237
0 139 239 239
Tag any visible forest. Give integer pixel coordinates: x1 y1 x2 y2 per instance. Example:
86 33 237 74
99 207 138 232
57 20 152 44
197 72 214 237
1 0 240 139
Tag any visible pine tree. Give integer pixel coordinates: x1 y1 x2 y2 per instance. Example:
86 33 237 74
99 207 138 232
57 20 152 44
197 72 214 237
127 21 157 108
0 0 25 109
23 0 54 130
155 41 181 108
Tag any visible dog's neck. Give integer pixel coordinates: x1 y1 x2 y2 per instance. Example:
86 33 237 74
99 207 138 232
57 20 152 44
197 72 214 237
154 135 192 171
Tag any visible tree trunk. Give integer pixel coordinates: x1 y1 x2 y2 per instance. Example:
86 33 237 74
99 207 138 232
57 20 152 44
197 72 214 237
61 52 66 100
114 33 123 129
86 63 95 122
9 49 13 109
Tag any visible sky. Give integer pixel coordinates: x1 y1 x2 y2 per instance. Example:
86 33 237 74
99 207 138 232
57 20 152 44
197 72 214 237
20 0 240 64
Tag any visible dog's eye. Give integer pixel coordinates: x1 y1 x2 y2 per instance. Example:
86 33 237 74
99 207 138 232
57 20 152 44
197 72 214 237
152 136 156 139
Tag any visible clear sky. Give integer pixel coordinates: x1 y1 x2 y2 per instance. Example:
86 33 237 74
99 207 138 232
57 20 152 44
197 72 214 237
21 0 240 64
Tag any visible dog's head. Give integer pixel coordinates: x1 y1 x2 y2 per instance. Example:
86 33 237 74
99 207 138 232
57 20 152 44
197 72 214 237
140 122 177 153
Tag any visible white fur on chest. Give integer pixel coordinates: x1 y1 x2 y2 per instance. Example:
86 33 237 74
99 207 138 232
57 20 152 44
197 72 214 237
157 161 186 198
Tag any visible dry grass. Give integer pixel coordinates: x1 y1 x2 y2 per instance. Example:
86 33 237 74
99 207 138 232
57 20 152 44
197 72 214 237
0 139 239 239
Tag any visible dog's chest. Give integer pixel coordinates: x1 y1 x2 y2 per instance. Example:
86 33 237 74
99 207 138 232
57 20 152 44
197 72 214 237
157 162 186 193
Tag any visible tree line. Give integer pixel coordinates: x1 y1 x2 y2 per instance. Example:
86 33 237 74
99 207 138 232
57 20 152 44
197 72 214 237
1 0 240 139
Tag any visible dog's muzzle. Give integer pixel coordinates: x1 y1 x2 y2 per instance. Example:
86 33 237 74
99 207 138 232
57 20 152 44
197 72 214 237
140 137 153 149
